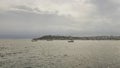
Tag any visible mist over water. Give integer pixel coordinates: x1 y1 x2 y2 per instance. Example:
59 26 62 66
0 40 120 68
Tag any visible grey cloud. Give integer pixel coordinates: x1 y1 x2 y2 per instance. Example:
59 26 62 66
90 0 120 21
0 10 80 38
0 0 120 39
0 9 120 39
91 0 118 14
14 6 34 11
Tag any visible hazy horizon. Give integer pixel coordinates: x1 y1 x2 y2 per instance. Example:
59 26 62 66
0 0 120 39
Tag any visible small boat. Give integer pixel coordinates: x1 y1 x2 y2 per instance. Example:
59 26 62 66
68 36 74 43
31 39 37 42
68 40 74 42
46 39 53 41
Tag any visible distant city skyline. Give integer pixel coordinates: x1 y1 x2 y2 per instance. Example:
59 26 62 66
0 0 120 39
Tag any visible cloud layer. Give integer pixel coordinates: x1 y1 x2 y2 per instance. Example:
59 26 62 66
0 0 120 38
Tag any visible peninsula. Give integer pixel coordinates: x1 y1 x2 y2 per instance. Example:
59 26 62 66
32 35 120 41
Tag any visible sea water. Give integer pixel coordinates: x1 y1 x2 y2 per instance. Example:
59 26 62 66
0 40 120 68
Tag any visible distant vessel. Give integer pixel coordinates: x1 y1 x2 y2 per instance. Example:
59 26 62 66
46 39 53 41
68 39 74 42
68 36 74 43
31 39 37 42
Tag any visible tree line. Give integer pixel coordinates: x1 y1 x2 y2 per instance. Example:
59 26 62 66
32 35 120 41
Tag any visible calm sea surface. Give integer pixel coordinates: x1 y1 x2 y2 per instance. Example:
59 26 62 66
0 40 120 68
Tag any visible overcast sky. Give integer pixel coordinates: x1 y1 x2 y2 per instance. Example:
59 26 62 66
0 0 120 39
